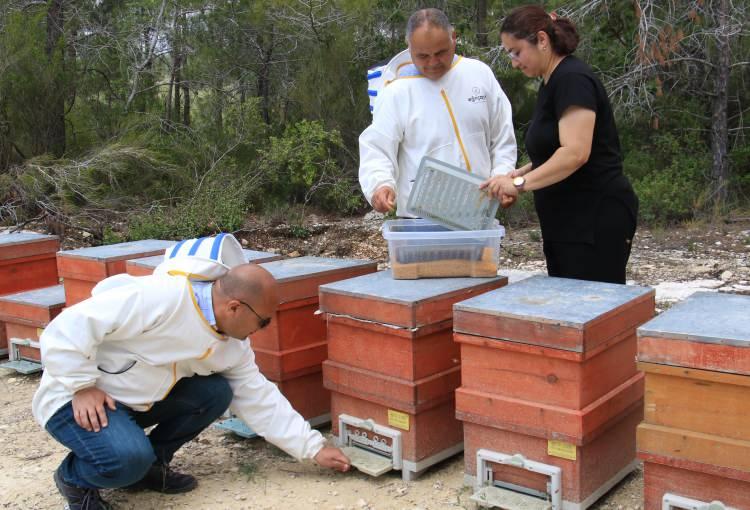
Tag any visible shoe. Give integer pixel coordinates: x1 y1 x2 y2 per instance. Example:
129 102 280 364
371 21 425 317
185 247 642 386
126 462 197 494
53 468 112 510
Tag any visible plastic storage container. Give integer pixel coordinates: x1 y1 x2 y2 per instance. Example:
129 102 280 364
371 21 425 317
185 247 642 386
382 219 504 279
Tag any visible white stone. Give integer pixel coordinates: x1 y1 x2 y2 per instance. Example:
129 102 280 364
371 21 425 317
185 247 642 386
654 280 723 302
720 270 733 281
364 211 385 222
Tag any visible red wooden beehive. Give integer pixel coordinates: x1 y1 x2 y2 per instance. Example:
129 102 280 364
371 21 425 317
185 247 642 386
453 276 655 508
250 256 377 421
0 285 66 362
125 249 282 276
0 232 60 296
57 240 175 306
319 270 507 479
637 292 750 510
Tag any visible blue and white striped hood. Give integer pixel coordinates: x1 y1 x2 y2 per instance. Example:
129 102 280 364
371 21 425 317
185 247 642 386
153 233 246 280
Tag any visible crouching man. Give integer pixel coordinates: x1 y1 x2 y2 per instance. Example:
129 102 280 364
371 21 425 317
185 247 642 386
32 234 350 510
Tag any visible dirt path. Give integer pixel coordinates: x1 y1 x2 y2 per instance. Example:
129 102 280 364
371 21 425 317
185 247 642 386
2 217 748 509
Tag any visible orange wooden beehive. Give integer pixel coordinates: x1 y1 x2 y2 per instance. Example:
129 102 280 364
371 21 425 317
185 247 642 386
0 285 65 363
125 249 282 276
0 232 60 296
636 292 750 509
319 270 507 480
453 276 655 508
251 256 376 422
58 240 175 306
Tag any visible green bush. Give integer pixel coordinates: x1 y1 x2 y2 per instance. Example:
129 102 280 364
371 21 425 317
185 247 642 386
256 120 362 214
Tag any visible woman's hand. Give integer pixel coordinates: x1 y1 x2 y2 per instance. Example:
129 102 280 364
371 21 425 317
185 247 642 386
480 175 518 208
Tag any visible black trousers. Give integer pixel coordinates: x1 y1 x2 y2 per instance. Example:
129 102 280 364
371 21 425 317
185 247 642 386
543 197 636 284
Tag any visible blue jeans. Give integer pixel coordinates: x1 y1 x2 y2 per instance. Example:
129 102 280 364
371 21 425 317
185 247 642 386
45 374 233 489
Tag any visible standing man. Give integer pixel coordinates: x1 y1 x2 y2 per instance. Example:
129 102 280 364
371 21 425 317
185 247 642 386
359 8 517 214
33 235 349 510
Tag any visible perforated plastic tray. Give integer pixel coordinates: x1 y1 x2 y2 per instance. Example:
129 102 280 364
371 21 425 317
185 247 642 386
406 157 500 231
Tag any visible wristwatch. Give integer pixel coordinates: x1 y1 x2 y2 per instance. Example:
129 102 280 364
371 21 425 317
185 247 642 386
512 176 526 191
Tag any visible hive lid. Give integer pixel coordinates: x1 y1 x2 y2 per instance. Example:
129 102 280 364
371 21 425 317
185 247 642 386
259 256 377 303
0 284 65 309
454 276 654 352
406 157 499 231
58 240 175 262
0 231 59 260
128 249 281 270
638 292 750 347
0 231 58 246
319 270 507 328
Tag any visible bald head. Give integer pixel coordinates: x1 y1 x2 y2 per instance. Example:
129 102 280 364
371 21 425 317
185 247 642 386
213 264 279 339
217 264 278 308
406 8 453 42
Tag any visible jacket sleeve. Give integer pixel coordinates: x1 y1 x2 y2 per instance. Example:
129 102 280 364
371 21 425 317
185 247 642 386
221 346 325 461
487 70 517 176
358 85 403 205
40 283 146 394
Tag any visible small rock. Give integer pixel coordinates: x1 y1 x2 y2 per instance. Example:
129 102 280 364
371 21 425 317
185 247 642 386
720 270 733 281
240 238 248 246
82 231 92 238
356 498 368 508
288 250 301 258
715 241 722 246
433 481 443 490
364 210 385 222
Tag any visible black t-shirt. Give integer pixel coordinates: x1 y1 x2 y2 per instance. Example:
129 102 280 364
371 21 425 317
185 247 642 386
525 55 637 244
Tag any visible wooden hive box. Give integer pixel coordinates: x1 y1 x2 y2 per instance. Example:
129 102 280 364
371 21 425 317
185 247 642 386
636 292 750 509
57 240 175 306
453 276 655 508
125 249 282 276
251 257 376 423
319 270 507 478
0 232 60 296
0 285 66 362
251 256 377 379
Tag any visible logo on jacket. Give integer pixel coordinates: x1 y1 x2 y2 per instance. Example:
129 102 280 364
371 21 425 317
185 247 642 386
468 86 486 103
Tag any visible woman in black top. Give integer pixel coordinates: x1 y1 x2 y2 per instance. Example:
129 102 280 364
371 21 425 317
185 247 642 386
481 5 638 284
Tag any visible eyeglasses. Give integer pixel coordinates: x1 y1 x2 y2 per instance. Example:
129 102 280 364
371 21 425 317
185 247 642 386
236 299 271 330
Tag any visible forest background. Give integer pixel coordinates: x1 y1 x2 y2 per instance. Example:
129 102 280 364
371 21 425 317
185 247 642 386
0 0 748 243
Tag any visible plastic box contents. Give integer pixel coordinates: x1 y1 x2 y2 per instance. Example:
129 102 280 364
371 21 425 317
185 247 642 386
406 157 500 231
382 219 504 279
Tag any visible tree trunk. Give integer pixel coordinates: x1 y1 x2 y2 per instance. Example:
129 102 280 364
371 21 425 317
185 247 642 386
173 54 182 123
182 55 190 126
476 0 488 47
257 30 274 125
710 0 730 208
45 0 65 157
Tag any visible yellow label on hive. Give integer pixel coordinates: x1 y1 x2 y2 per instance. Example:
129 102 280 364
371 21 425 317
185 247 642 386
387 409 410 431
547 439 576 461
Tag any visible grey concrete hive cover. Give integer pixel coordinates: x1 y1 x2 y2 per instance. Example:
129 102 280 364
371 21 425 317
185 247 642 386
0 284 65 308
259 256 374 282
406 157 499 231
454 275 653 328
59 240 175 261
638 291 750 347
320 269 504 305
0 231 58 246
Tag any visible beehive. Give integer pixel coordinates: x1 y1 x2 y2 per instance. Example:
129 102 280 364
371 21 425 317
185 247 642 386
637 292 750 509
453 276 655 508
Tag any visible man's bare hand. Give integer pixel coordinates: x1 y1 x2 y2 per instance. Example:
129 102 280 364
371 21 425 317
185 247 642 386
372 186 396 213
72 387 116 432
313 446 351 472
